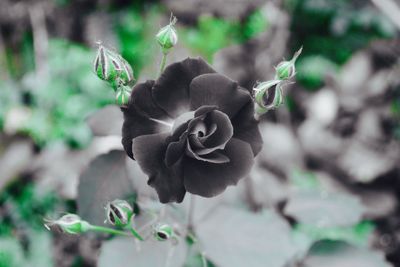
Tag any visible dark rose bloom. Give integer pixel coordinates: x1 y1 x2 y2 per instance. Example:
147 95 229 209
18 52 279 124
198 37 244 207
121 58 263 203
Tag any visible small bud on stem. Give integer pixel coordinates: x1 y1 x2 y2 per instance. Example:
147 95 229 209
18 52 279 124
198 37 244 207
154 223 174 241
44 214 90 235
156 15 178 51
253 80 284 116
275 46 302 80
156 14 178 78
105 199 134 227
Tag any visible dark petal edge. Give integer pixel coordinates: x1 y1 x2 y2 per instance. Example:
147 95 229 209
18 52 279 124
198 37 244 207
132 132 186 203
230 100 263 156
153 58 216 118
183 138 254 197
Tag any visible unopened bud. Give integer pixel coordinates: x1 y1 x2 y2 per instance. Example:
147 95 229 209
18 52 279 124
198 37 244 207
275 46 302 80
44 214 90 235
93 43 134 86
154 223 174 241
156 15 178 51
253 80 284 115
115 85 132 106
105 199 134 227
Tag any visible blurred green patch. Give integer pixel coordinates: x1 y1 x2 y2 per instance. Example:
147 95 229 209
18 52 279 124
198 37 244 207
114 6 161 77
0 180 59 267
1 39 113 148
180 10 268 61
286 0 396 90
293 221 374 247
296 55 338 90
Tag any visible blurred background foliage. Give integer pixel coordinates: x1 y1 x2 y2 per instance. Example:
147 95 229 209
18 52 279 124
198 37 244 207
0 0 399 267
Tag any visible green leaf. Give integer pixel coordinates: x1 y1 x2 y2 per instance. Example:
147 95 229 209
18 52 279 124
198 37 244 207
303 241 393 267
196 206 302 267
293 221 374 248
77 150 134 225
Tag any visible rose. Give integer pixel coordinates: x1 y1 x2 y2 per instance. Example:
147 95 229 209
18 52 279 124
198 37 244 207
121 58 263 203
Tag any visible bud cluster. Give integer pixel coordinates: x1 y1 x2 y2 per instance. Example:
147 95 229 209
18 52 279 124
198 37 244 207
92 15 180 106
254 47 302 117
93 43 134 106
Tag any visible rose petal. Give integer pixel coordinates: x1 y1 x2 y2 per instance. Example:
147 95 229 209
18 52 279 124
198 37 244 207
198 110 233 150
186 137 230 164
190 73 251 118
121 107 170 159
131 80 170 120
183 138 254 197
165 133 187 167
153 58 216 118
194 105 217 117
231 100 263 156
133 132 186 203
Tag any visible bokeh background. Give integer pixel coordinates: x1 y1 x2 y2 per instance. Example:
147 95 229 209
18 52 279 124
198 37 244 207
0 0 399 266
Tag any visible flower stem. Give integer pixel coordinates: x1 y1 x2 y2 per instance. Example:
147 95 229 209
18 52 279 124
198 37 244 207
129 223 144 241
201 252 208 267
187 194 196 231
89 225 131 236
158 50 168 78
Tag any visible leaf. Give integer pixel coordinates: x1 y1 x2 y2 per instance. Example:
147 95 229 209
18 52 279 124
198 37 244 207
77 150 134 225
98 237 187 267
303 241 393 267
284 190 365 228
196 206 301 267
293 221 374 248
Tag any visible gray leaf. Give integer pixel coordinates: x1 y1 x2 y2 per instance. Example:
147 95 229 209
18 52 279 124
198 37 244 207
77 150 134 225
284 190 365 228
196 206 301 267
98 237 187 267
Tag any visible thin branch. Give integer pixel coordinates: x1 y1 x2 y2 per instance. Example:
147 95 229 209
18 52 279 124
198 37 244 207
28 3 49 80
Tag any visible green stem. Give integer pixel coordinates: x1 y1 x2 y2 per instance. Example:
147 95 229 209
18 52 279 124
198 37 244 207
129 226 144 241
157 50 168 78
201 252 208 267
89 225 131 236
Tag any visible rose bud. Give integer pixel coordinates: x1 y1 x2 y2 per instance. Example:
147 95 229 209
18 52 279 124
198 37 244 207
154 223 174 241
44 214 90 235
115 85 132 106
254 80 284 115
93 44 134 86
105 199 134 228
156 15 178 51
275 46 302 80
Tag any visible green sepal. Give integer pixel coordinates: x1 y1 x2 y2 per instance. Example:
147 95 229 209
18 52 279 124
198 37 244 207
115 85 132 106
